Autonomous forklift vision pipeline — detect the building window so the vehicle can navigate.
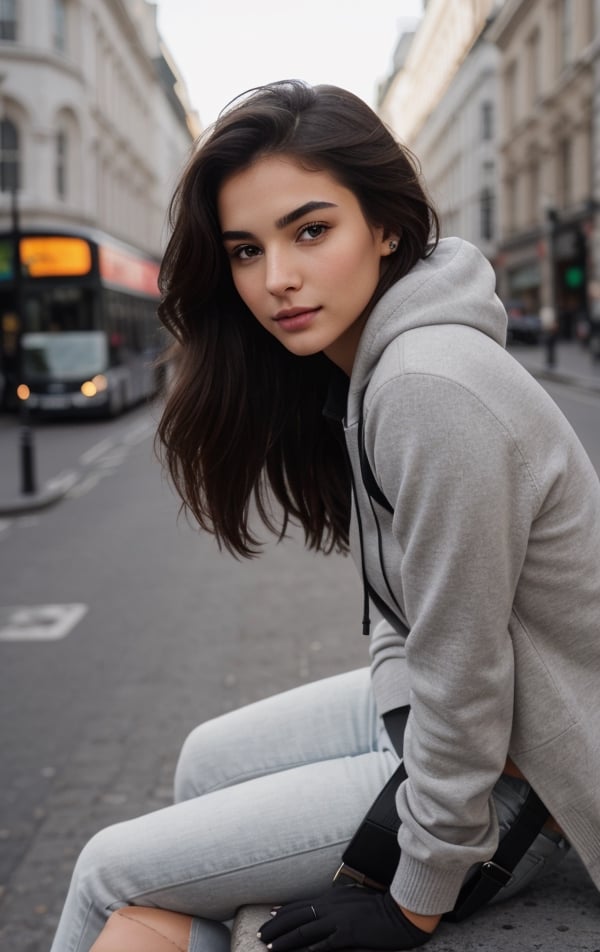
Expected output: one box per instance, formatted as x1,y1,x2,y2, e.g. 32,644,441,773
560,0,574,67
559,137,573,206
527,29,541,103
506,176,517,234
54,0,66,52
0,118,20,192
481,101,493,140
480,188,495,241
528,161,540,225
505,62,517,131
56,129,67,198
0,0,17,40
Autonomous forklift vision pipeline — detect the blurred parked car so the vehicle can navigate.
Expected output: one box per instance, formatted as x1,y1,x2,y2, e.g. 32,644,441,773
504,300,542,345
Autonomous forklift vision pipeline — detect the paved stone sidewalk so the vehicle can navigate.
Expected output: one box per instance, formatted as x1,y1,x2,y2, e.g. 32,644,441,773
509,338,600,393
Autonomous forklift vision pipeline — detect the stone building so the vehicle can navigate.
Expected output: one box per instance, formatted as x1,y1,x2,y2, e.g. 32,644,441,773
488,0,597,337
0,0,198,257
377,0,503,262
0,0,199,409
408,34,501,262
378,0,499,144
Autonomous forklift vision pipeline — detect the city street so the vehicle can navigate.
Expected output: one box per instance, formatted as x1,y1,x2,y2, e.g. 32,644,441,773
1,352,600,951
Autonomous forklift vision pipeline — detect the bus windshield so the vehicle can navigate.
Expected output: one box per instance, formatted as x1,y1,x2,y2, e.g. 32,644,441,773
22,331,108,381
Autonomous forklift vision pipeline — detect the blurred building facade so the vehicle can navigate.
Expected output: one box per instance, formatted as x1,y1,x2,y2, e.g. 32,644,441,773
379,0,600,341
407,34,501,263
0,0,199,257
378,0,504,265
378,0,500,143
489,0,597,338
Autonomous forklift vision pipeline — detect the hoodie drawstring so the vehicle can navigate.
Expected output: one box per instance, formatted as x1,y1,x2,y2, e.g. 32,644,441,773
348,459,372,637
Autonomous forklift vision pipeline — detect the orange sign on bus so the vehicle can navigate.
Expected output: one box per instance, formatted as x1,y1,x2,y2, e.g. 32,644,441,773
20,237,92,277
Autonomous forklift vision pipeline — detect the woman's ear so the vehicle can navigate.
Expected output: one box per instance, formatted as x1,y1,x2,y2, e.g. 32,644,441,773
380,234,400,257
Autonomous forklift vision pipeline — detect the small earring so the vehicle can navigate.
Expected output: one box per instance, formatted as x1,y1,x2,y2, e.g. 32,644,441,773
389,239,398,252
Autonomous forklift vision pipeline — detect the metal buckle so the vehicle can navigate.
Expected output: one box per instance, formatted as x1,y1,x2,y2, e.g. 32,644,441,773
481,861,512,887
332,863,387,892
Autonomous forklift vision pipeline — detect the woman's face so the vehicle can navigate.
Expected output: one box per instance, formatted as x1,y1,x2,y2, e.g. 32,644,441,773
218,154,394,374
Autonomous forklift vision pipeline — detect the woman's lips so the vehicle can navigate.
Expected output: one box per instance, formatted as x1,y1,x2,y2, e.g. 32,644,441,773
273,307,320,331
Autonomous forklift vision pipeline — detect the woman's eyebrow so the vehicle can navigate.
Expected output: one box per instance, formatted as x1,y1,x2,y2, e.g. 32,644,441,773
221,201,338,241
275,201,337,229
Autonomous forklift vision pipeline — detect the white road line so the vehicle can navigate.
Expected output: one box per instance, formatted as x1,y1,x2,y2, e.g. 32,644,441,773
66,474,103,498
97,446,129,468
0,604,88,641
122,421,155,446
45,470,79,493
79,438,115,466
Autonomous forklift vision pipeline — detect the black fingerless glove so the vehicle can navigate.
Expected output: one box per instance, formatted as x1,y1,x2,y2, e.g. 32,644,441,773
258,884,432,952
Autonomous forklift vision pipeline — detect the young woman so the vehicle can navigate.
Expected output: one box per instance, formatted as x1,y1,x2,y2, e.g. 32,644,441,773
51,80,600,952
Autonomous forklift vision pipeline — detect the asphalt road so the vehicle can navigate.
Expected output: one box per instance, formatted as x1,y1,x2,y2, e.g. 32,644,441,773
1,373,600,951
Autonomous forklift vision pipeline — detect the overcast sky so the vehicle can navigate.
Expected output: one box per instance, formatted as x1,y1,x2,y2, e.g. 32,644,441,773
155,1,424,128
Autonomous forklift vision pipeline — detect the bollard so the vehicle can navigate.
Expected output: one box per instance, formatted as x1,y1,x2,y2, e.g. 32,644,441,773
19,410,37,496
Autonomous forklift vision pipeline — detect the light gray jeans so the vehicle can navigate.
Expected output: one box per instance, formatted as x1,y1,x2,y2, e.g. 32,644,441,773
49,668,569,952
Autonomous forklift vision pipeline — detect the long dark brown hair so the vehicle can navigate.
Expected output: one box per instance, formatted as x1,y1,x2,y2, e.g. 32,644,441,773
156,80,439,557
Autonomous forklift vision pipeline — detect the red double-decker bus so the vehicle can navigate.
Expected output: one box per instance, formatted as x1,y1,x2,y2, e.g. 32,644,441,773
0,228,166,416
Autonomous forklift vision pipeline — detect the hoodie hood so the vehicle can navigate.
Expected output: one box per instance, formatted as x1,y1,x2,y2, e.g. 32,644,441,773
347,237,507,422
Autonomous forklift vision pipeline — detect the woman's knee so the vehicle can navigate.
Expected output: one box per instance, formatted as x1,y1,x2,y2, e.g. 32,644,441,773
174,718,226,802
71,823,133,903
174,700,274,803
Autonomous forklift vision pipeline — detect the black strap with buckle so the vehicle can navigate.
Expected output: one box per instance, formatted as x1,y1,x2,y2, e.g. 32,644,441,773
334,729,550,921
447,785,549,921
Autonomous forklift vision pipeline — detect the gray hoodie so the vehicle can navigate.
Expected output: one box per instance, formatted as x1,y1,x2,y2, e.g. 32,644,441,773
343,237,600,914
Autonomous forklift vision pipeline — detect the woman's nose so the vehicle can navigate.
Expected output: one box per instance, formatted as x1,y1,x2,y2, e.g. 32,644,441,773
265,251,302,296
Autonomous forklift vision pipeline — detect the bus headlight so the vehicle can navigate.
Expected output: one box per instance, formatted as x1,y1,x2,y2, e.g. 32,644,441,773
17,384,30,401
81,375,108,398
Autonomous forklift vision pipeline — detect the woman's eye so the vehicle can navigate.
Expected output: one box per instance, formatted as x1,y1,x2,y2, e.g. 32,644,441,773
298,222,328,242
232,245,261,261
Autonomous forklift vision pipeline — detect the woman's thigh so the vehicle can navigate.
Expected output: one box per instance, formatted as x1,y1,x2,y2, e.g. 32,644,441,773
175,667,379,801
81,746,397,922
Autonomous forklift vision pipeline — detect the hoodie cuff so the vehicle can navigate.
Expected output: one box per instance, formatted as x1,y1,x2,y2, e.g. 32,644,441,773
390,853,470,916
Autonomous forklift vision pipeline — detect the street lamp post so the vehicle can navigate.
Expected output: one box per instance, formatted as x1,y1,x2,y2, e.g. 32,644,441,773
1,76,37,494
545,207,559,369
11,178,37,496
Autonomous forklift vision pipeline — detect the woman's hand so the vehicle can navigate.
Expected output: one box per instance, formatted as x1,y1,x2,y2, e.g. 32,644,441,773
257,884,434,951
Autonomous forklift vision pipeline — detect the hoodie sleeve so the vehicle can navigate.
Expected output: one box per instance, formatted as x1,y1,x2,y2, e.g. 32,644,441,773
365,371,540,915
369,617,411,716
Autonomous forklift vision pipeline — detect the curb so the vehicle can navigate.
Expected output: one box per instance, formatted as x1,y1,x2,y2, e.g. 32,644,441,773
0,470,78,517
231,906,271,952
521,363,600,395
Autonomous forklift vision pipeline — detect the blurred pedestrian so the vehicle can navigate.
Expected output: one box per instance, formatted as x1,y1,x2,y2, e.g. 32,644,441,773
540,305,558,368
50,80,600,952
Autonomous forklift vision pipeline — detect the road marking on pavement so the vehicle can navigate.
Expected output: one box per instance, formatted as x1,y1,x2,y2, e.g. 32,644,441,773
0,604,88,642
79,438,116,466
66,473,103,498
122,420,155,446
45,470,79,494
97,446,129,468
